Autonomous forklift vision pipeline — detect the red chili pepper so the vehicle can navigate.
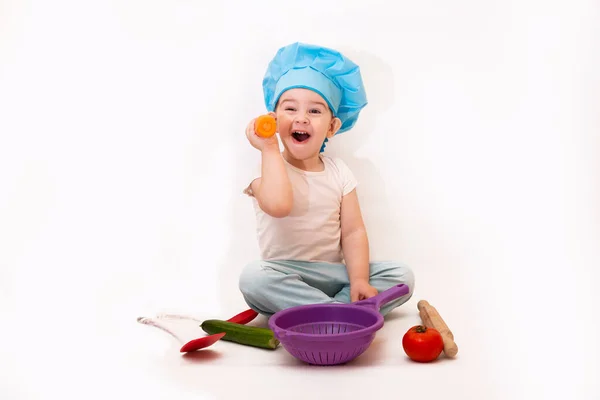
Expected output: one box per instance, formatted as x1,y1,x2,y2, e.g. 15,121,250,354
227,309,258,324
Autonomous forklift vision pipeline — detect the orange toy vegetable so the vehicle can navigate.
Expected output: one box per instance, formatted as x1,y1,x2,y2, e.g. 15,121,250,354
255,115,277,138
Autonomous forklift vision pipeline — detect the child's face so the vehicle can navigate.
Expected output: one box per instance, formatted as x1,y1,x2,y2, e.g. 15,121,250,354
273,88,341,161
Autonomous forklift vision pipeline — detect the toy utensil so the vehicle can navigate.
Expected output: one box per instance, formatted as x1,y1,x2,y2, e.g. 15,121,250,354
138,309,259,353
417,300,458,357
227,309,259,324
157,308,258,325
268,283,410,365
137,316,226,352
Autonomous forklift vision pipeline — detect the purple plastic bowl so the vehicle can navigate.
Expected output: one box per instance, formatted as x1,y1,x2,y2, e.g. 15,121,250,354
268,284,409,365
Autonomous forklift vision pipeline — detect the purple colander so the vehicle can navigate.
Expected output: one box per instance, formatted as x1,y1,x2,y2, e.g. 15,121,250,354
268,283,409,366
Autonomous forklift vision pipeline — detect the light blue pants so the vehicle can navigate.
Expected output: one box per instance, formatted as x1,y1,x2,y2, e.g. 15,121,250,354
238,260,415,317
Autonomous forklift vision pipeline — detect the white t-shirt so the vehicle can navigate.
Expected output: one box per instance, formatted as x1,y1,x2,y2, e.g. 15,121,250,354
244,154,358,263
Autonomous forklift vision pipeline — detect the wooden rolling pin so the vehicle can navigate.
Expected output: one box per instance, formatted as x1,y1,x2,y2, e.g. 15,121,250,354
417,300,458,357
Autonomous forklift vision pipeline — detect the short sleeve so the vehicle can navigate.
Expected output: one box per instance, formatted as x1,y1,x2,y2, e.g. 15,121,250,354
243,163,262,197
331,157,358,196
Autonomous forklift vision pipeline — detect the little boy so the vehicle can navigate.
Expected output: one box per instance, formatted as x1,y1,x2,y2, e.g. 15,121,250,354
239,42,415,317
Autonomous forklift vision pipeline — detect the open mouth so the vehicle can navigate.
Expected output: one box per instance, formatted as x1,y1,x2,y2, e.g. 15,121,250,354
291,130,311,143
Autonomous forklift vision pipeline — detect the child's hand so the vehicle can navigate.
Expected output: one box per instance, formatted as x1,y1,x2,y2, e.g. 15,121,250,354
350,280,379,302
245,118,279,152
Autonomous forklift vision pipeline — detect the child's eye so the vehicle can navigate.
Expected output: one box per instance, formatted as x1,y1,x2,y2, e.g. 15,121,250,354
309,109,322,114
285,107,296,111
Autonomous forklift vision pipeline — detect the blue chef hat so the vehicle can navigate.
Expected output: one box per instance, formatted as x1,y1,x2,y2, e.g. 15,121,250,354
262,42,368,151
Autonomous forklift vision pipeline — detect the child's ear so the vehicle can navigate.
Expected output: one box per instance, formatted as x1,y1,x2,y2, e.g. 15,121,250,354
327,117,342,138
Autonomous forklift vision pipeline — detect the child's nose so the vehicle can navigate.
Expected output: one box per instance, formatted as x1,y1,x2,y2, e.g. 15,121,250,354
294,113,309,124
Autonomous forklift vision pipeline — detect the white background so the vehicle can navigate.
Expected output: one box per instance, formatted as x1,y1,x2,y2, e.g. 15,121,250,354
1,0,598,399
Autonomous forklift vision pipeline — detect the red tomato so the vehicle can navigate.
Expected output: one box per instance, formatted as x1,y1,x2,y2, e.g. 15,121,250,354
402,325,444,362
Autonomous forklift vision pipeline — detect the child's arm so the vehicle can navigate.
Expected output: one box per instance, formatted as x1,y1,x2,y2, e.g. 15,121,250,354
340,189,378,300
249,143,293,218
245,117,293,218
